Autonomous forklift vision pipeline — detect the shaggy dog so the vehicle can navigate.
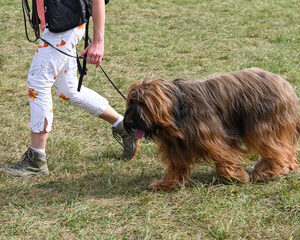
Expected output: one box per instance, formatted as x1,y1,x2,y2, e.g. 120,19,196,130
124,68,299,191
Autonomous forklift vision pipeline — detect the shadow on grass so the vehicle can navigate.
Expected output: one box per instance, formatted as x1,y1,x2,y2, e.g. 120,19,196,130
1,145,283,205
0,172,156,206
0,164,227,205
0,148,265,204
190,170,230,187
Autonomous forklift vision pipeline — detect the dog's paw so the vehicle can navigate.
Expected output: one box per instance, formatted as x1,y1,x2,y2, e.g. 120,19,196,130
148,180,178,191
149,180,163,191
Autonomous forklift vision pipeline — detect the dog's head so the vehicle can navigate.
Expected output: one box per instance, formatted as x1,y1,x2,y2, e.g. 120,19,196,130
124,79,180,139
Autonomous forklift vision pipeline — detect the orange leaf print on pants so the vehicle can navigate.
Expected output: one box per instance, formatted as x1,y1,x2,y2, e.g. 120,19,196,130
59,93,70,101
54,70,61,80
56,40,66,47
36,42,49,53
28,88,38,100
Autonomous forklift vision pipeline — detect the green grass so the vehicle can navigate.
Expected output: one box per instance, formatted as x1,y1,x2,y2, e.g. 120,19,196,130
0,0,299,239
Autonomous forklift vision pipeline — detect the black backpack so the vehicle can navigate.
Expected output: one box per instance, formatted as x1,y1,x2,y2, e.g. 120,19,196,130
44,0,109,33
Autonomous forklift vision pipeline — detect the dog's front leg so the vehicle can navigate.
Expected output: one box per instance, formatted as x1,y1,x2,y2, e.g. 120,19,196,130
149,164,189,191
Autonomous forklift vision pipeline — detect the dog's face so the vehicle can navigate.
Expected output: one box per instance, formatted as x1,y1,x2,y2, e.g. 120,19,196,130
124,99,157,139
124,79,177,139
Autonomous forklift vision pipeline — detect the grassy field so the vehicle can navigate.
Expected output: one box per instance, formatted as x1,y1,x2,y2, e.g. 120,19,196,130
0,0,299,239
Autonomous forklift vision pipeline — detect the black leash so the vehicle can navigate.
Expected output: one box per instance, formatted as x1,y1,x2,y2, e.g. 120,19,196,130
98,65,127,100
22,0,40,42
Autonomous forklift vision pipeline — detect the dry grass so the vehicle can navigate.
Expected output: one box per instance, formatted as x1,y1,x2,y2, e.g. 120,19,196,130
0,0,299,239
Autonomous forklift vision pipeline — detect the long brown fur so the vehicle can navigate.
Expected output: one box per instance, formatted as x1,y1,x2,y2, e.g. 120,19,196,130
124,68,299,191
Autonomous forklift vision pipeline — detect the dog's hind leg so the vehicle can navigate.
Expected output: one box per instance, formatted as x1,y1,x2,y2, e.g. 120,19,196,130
250,143,298,181
205,143,250,182
214,158,250,183
215,162,249,182
246,119,299,181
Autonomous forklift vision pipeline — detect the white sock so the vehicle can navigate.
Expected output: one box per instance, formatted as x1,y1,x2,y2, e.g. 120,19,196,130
112,116,124,127
30,147,46,154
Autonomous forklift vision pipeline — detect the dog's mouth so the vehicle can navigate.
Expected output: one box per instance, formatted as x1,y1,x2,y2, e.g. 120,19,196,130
135,129,145,140
123,118,145,139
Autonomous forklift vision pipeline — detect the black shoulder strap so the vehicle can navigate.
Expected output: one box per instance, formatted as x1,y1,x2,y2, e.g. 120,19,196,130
77,19,90,92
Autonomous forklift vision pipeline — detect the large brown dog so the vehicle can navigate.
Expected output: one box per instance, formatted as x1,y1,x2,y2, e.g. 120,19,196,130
124,68,299,191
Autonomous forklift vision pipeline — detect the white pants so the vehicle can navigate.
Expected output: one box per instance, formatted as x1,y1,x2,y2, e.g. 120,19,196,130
27,25,109,133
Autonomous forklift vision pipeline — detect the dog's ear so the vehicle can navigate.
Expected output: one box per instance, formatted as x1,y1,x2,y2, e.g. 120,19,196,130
143,96,172,126
124,102,153,131
126,80,144,108
141,79,186,139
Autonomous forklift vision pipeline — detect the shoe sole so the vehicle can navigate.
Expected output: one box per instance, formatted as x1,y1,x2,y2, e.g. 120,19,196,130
128,139,140,161
0,169,49,178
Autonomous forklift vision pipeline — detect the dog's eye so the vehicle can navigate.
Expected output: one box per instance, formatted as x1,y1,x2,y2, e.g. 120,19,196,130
130,100,146,107
137,101,146,107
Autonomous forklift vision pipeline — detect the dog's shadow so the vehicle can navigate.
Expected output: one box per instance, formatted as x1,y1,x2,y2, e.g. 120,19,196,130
190,171,227,187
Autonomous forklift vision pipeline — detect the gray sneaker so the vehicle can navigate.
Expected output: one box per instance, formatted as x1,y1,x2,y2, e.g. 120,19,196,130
112,120,139,160
0,147,49,178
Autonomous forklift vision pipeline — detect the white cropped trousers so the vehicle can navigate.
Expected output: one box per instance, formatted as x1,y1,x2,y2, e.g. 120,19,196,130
27,25,109,133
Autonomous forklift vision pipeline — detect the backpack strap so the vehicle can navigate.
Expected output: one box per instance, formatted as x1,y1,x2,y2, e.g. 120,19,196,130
77,19,90,92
